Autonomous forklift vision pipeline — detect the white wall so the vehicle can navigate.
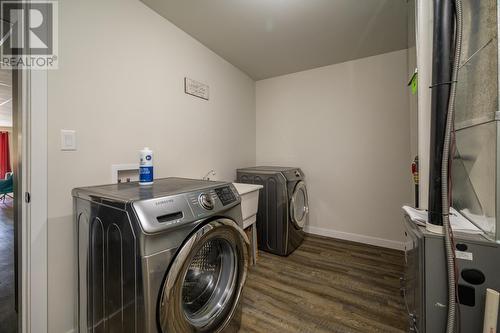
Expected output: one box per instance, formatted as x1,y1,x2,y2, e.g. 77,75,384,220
256,50,412,249
47,0,255,331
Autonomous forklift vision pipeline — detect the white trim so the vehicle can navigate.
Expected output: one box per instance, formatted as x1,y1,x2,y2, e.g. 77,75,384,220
18,63,30,333
17,5,50,332
24,3,50,331
304,226,405,251
28,67,48,333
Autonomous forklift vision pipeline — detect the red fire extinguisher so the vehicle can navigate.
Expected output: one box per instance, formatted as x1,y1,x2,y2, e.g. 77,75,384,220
412,156,419,207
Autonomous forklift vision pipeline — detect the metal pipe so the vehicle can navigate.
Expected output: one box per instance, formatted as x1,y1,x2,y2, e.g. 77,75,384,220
428,0,455,226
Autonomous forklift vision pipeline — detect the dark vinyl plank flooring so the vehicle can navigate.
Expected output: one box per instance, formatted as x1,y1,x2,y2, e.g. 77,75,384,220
0,197,16,333
240,234,407,333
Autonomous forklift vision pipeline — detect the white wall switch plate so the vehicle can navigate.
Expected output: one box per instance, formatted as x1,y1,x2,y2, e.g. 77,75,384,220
60,130,77,151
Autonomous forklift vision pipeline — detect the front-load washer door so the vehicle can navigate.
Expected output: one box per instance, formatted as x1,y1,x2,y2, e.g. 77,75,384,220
290,181,309,229
158,219,249,333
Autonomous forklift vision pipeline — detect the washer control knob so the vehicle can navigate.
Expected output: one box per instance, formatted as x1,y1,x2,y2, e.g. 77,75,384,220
198,193,214,210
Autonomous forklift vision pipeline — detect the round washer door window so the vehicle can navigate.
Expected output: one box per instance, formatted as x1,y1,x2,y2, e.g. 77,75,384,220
158,219,249,333
182,238,236,325
290,181,309,229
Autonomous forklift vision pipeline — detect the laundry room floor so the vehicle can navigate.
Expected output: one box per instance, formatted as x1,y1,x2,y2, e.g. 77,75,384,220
239,235,407,333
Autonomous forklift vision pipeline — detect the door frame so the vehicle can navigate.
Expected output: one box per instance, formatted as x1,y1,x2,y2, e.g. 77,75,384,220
24,64,48,333
12,5,49,333
14,55,49,333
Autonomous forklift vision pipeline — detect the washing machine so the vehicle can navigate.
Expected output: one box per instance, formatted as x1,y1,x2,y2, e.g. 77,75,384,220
73,178,249,333
236,166,308,256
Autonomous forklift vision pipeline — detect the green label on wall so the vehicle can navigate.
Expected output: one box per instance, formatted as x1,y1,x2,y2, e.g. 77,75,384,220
408,71,418,95
411,74,418,95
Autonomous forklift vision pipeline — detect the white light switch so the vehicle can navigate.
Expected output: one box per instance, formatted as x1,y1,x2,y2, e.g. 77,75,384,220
61,130,77,151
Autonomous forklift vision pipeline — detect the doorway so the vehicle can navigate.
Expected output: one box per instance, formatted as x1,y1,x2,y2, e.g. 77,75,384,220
0,2,50,332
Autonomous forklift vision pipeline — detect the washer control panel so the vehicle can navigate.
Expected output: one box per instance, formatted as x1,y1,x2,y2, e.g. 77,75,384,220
188,190,218,213
198,193,215,210
133,184,240,233
214,186,237,206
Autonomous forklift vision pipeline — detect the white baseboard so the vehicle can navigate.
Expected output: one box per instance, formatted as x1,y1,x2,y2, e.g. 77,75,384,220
303,226,405,251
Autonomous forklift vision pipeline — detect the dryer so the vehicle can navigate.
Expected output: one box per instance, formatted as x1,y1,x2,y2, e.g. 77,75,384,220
236,166,309,256
73,178,249,333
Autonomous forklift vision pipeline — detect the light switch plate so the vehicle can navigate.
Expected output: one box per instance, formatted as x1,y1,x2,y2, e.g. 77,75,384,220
61,129,77,151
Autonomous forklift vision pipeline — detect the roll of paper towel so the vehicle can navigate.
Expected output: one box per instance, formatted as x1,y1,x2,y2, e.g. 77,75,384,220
483,288,499,333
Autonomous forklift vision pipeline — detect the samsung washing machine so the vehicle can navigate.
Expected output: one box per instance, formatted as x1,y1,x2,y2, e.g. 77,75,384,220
73,178,249,333
236,166,309,256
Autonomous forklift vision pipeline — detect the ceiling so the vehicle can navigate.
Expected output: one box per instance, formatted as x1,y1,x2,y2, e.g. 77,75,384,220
141,0,408,80
0,69,12,127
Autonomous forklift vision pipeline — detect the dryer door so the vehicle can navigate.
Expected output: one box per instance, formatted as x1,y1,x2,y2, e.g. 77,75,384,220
158,219,249,333
290,181,309,229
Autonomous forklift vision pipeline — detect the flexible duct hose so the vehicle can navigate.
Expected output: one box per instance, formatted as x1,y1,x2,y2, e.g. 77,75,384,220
442,0,462,332
429,0,454,226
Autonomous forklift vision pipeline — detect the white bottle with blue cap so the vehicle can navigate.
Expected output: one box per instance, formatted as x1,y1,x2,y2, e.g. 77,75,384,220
139,147,154,185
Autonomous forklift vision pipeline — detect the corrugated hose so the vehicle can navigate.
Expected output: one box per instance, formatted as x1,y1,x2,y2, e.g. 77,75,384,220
442,0,463,332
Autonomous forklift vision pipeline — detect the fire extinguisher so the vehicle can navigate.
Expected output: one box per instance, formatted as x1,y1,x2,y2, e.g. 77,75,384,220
411,156,419,207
